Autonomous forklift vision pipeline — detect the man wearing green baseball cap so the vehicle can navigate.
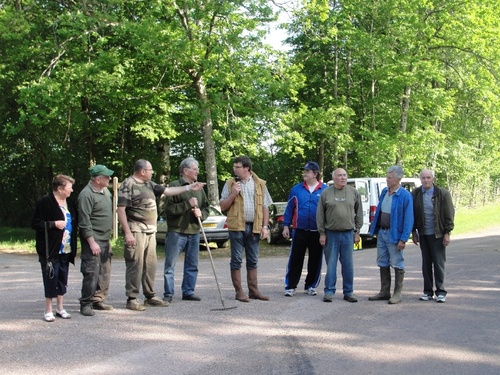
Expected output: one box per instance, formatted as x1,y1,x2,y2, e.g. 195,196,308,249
78,164,115,316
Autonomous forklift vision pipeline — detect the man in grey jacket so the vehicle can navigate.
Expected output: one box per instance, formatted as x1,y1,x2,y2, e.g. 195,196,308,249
412,169,455,303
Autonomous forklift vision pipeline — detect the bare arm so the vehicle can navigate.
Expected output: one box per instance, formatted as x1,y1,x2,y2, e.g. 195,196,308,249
262,205,269,228
260,206,270,240
117,206,135,247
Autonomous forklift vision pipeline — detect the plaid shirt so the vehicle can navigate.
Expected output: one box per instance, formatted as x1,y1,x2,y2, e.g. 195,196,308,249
221,175,273,222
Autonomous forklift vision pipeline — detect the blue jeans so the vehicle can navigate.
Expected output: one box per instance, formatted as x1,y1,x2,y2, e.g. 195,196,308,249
376,229,405,269
323,230,354,296
229,223,260,270
163,231,200,297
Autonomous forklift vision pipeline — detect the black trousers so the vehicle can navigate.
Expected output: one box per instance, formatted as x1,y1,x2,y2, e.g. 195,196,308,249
284,230,323,290
420,234,447,296
79,239,112,306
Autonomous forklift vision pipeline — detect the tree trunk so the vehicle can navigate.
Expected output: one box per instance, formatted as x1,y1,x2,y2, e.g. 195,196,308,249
192,72,220,206
157,141,171,185
397,85,411,165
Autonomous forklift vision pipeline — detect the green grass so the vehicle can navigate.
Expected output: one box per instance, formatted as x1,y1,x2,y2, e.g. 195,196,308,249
1,203,498,254
453,203,500,235
0,227,36,253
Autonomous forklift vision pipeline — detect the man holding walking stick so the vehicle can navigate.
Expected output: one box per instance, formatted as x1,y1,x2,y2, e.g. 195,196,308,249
162,157,210,303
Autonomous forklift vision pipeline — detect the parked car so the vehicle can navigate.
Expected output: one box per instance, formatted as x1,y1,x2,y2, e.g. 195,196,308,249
267,202,290,245
156,206,229,248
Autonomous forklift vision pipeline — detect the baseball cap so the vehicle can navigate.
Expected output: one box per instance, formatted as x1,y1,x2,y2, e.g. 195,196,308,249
300,161,320,171
90,164,114,177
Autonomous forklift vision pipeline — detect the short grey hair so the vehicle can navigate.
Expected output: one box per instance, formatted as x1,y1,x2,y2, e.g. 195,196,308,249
387,165,404,179
179,157,198,176
419,169,435,178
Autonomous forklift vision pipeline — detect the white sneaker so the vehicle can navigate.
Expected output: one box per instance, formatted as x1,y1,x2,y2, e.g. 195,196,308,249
306,288,317,296
419,294,433,301
436,295,446,303
284,289,295,297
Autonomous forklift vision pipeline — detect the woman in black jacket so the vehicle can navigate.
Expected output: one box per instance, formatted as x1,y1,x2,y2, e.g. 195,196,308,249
32,174,78,322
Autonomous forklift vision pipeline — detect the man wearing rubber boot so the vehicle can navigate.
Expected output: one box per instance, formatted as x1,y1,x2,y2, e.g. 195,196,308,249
368,165,413,304
220,155,273,302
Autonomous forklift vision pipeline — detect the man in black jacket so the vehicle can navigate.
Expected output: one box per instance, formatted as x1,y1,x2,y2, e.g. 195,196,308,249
412,169,455,303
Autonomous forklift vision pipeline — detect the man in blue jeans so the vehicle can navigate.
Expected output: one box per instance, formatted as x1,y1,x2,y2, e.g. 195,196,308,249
163,157,210,303
369,165,414,305
317,168,363,303
219,155,273,302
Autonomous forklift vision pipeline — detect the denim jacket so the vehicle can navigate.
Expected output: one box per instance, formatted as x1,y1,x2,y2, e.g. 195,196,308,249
369,186,414,243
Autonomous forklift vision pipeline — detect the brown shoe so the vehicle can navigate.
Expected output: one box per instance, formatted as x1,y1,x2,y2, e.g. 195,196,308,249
93,301,114,310
144,296,169,307
343,294,358,303
126,298,146,311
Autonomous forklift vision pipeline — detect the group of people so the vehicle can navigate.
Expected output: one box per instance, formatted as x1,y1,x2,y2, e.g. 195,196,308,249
283,163,455,306
32,155,271,321
32,156,454,322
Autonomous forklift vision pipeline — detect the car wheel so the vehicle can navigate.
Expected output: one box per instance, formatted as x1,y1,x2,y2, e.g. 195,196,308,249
216,241,227,248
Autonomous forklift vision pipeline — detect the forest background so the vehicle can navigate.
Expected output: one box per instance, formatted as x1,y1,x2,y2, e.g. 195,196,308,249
1,0,499,227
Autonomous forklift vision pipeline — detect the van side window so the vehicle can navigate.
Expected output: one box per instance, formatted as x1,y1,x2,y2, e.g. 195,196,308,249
348,181,368,202
401,183,416,192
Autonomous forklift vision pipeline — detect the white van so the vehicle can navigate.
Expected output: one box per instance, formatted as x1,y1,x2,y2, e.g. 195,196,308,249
348,177,421,238
327,177,421,239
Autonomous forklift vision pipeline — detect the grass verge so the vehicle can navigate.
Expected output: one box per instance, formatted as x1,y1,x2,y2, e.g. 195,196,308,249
453,204,500,235
1,203,498,255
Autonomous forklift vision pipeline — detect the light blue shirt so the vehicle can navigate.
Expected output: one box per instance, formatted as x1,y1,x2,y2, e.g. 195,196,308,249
422,187,435,235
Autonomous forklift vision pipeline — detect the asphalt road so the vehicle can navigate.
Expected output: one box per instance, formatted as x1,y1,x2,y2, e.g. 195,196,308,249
0,231,499,375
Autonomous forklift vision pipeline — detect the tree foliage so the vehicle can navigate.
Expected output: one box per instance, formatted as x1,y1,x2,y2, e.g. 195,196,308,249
0,0,498,225
285,0,500,204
